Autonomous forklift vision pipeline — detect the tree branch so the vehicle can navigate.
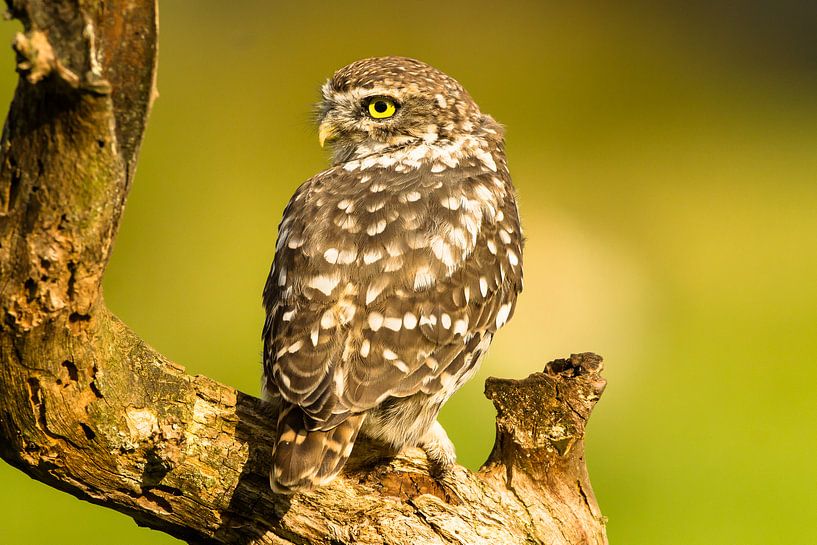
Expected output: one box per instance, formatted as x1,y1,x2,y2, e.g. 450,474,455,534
0,2,609,544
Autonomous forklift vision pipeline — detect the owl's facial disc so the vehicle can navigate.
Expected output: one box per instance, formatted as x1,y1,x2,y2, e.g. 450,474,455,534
316,57,483,164
317,87,434,160
318,94,401,148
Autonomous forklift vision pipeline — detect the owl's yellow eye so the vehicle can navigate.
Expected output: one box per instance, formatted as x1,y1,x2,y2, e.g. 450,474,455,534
367,97,397,119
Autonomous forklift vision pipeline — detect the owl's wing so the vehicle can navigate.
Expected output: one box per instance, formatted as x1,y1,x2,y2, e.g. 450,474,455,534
263,162,523,430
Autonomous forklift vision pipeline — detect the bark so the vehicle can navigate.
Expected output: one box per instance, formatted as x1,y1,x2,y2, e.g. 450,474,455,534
0,2,609,544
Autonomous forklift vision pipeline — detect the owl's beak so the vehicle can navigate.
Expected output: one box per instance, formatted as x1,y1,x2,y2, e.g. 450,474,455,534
318,120,338,148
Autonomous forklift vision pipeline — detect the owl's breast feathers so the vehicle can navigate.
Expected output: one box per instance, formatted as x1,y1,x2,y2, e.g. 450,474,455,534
263,136,522,424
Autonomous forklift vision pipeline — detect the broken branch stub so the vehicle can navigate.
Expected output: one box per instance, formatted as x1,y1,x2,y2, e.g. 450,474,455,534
481,353,608,545
484,352,606,473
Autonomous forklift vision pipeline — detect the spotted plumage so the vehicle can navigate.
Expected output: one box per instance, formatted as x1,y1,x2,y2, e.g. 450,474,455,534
262,57,523,493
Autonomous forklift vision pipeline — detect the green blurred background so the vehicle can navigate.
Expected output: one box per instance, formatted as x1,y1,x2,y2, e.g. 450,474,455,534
2,1,816,543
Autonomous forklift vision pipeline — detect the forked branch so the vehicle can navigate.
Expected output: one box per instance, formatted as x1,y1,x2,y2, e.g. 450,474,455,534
0,2,608,543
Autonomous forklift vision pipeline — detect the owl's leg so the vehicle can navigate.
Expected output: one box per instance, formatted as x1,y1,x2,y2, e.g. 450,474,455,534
419,419,456,477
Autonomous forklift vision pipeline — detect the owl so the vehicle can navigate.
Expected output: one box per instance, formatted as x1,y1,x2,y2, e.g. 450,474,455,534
262,57,523,493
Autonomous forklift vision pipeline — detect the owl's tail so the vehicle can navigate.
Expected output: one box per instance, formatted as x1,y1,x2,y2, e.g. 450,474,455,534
270,403,364,494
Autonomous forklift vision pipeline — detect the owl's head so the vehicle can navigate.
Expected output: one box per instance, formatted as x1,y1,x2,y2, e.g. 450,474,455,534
316,57,486,164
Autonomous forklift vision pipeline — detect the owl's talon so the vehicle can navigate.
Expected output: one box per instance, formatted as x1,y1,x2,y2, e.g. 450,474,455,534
420,420,457,478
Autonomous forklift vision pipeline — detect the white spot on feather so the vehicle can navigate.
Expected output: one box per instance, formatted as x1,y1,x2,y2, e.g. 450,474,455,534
368,312,384,331
308,274,340,295
363,249,383,264
324,248,339,264
384,317,402,331
508,250,519,267
366,281,387,305
320,310,337,329
403,312,418,329
453,318,468,336
414,267,436,290
476,149,497,171
495,302,513,328
367,219,387,235
383,349,398,360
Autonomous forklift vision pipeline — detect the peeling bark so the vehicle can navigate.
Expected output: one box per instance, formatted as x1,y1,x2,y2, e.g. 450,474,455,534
0,2,609,544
